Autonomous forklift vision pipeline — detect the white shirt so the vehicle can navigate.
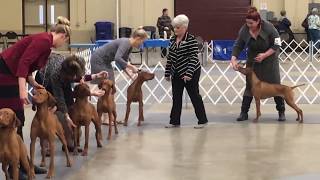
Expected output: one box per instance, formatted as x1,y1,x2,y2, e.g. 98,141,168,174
308,14,320,30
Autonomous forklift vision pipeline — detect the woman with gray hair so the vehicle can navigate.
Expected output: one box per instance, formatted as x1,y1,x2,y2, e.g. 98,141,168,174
164,14,208,129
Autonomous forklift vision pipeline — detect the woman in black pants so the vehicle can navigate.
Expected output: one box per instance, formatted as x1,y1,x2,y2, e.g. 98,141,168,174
164,14,208,129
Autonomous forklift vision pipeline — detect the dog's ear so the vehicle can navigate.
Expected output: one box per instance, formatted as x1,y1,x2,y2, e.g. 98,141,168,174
111,82,116,95
47,92,57,107
98,81,103,89
32,104,37,111
73,85,80,98
85,85,91,97
13,114,21,128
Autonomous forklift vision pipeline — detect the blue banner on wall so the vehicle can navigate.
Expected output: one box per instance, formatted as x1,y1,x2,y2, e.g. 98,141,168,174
212,40,247,61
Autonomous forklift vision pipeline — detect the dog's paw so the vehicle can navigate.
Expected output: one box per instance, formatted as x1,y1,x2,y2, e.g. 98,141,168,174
253,119,258,123
46,172,54,179
97,142,103,148
31,172,36,178
81,151,88,156
66,161,72,167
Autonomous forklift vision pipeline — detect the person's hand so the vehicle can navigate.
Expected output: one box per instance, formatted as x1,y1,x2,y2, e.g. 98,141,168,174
65,114,76,129
182,76,191,82
27,76,44,89
165,76,171,81
124,68,136,80
91,89,105,97
230,58,239,71
255,53,267,63
20,90,30,105
33,83,44,89
79,77,85,84
127,63,139,73
96,71,108,79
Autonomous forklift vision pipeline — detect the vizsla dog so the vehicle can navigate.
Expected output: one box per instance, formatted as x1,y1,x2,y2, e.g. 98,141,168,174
97,79,118,140
124,70,155,126
69,83,103,156
0,108,32,180
238,66,305,123
30,88,72,178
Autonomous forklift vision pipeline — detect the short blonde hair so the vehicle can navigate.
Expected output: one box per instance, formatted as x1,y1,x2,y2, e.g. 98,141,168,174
132,27,148,39
50,16,71,37
172,14,189,28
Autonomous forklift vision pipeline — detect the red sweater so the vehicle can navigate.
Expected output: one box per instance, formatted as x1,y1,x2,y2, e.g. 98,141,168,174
1,32,53,78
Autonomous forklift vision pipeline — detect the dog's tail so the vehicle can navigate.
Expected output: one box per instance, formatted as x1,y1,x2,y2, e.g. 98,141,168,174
291,84,306,89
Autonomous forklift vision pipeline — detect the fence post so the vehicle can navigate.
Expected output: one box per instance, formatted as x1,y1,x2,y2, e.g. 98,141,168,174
204,41,208,67
310,41,313,62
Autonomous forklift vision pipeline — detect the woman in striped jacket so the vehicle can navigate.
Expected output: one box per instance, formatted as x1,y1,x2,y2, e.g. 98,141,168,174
164,14,208,129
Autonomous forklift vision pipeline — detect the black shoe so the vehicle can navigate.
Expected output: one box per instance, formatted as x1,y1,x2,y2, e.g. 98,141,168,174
19,168,28,180
278,112,286,121
34,165,47,174
236,112,248,121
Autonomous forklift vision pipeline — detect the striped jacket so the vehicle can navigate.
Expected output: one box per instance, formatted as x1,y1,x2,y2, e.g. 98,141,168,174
165,33,200,79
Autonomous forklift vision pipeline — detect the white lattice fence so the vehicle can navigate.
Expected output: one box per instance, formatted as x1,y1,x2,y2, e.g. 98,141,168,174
27,39,320,104
206,39,320,104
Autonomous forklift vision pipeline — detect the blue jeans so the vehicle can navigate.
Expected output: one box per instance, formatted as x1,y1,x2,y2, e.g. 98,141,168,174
309,29,320,50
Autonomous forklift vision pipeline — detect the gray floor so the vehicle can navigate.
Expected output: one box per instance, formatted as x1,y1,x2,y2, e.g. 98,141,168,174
3,103,320,180
2,50,320,180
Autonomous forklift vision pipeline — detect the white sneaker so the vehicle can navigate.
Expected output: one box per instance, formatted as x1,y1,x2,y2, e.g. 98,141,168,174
194,123,208,129
165,124,180,128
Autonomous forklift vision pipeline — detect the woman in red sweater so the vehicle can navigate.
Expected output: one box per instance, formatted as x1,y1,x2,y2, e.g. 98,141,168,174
0,16,70,178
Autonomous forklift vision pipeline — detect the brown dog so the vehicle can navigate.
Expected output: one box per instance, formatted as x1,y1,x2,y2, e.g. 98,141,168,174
30,88,72,178
124,70,155,126
69,83,103,156
97,79,118,140
238,66,305,123
0,108,32,180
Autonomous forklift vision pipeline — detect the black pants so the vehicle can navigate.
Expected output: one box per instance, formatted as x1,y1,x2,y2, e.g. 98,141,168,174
241,96,285,113
170,69,208,125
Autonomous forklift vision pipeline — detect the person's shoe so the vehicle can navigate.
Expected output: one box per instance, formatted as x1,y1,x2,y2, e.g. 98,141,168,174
165,124,180,128
34,165,47,174
236,112,248,121
278,112,286,121
194,123,208,129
